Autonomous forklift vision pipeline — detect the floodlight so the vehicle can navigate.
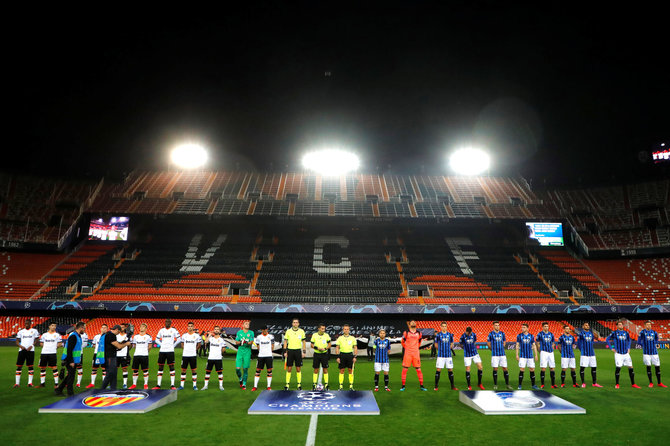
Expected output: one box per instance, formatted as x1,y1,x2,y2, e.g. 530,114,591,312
449,147,490,175
302,149,360,176
171,143,208,169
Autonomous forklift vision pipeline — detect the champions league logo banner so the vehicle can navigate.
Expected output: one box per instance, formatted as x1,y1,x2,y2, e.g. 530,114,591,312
39,389,177,414
459,390,585,415
248,390,380,415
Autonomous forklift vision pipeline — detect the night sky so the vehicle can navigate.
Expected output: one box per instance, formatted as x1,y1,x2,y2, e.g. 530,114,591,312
8,5,669,186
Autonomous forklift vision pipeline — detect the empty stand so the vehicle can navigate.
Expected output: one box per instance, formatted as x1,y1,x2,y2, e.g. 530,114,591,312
584,258,670,304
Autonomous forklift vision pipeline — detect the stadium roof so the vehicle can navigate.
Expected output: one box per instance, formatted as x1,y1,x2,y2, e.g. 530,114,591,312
7,6,668,186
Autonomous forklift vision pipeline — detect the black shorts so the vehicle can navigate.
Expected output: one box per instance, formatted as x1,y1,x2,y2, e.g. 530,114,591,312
181,356,197,370
117,356,130,368
338,352,354,370
16,350,35,366
286,349,303,367
256,356,273,370
312,352,330,369
132,356,149,370
158,352,175,365
206,359,223,371
39,354,57,367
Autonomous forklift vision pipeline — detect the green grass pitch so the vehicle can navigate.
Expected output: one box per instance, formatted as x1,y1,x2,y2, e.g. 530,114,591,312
1,347,668,446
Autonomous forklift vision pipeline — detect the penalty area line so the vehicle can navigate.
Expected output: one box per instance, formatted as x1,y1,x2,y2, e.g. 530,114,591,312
305,414,318,446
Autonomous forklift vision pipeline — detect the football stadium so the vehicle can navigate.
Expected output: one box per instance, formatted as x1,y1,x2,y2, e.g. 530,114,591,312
3,6,669,446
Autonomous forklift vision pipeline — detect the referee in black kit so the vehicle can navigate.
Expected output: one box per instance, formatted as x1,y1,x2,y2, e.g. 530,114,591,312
100,325,132,390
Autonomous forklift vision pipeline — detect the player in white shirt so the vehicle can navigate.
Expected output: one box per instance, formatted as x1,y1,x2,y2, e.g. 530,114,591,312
116,324,131,388
252,326,275,391
15,320,40,387
202,326,226,391
87,324,108,388
130,323,153,389
179,321,201,390
153,319,181,390
76,330,89,387
38,323,62,388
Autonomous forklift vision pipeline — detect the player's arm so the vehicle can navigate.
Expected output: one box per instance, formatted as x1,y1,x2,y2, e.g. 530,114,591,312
282,332,288,357
606,333,615,353
486,334,491,350
353,341,358,361
147,337,153,352
532,341,538,359
335,339,341,363
515,340,520,360
15,334,23,350
235,332,242,346
302,335,306,358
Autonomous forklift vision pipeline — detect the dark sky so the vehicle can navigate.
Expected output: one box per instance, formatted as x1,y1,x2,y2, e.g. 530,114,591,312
8,5,669,186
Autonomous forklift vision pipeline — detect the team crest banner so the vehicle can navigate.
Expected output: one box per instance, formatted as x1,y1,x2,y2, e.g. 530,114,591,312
39,389,177,414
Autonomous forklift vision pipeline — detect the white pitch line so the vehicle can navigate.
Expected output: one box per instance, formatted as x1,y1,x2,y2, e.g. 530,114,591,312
305,414,318,446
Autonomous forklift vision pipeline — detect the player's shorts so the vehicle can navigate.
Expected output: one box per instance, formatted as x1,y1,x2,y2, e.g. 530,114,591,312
339,352,354,369
132,356,149,370
181,356,197,369
518,357,535,368
256,356,273,370
374,362,390,372
579,355,597,368
39,354,57,367
561,357,576,369
157,351,175,365
312,352,329,369
206,359,223,371
614,352,633,367
643,354,661,366
436,357,454,369
402,353,421,368
464,354,482,367
539,351,556,368
285,349,303,368
117,356,130,368
236,349,252,369
491,355,507,368
16,350,35,366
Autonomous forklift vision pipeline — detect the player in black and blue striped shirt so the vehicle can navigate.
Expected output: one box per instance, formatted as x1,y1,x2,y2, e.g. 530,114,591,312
638,321,667,388
606,320,640,389
557,325,578,387
373,329,392,392
577,322,602,388
487,321,511,390
434,322,457,391
536,322,557,388
516,323,538,390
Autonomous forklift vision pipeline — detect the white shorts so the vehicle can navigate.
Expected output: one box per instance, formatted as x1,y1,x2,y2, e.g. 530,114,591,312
539,351,556,368
491,356,507,368
580,355,597,368
374,362,390,372
518,358,535,369
614,353,633,368
464,354,482,367
436,357,454,369
643,354,661,366
561,358,576,369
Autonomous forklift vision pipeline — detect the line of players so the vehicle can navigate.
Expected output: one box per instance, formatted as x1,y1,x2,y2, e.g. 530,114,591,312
13,318,666,392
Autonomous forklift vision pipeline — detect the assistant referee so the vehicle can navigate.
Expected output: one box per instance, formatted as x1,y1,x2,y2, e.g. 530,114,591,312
283,318,306,390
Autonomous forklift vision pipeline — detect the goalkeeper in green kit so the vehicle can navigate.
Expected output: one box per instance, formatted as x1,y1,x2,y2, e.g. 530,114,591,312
235,321,255,389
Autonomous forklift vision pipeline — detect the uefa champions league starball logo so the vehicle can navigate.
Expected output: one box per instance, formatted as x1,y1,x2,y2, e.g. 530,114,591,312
297,392,336,402
495,392,545,409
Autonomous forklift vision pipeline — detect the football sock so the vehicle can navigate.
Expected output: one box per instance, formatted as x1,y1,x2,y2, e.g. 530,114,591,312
655,366,662,384
349,373,354,386
157,368,163,386
323,373,328,384
615,367,621,385
286,371,291,384
192,369,198,385
518,371,524,386
77,367,82,385
401,367,408,386
143,370,149,385
375,374,380,387
477,369,482,385
434,370,441,387
123,370,128,386
15,367,21,385
384,374,389,387
628,368,635,385
571,370,577,385
170,369,175,386
591,367,597,384
242,368,249,384
550,370,556,386
133,371,139,386
267,373,272,387
540,370,545,385
647,366,653,383
416,369,423,385
530,371,536,385
465,371,471,386
90,369,97,385
313,373,319,384
28,367,33,385
561,370,566,384
492,370,498,385
236,369,242,381
339,373,344,386
40,367,46,385
448,371,454,387
503,370,509,385
254,375,259,388
296,371,301,385
579,366,585,383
